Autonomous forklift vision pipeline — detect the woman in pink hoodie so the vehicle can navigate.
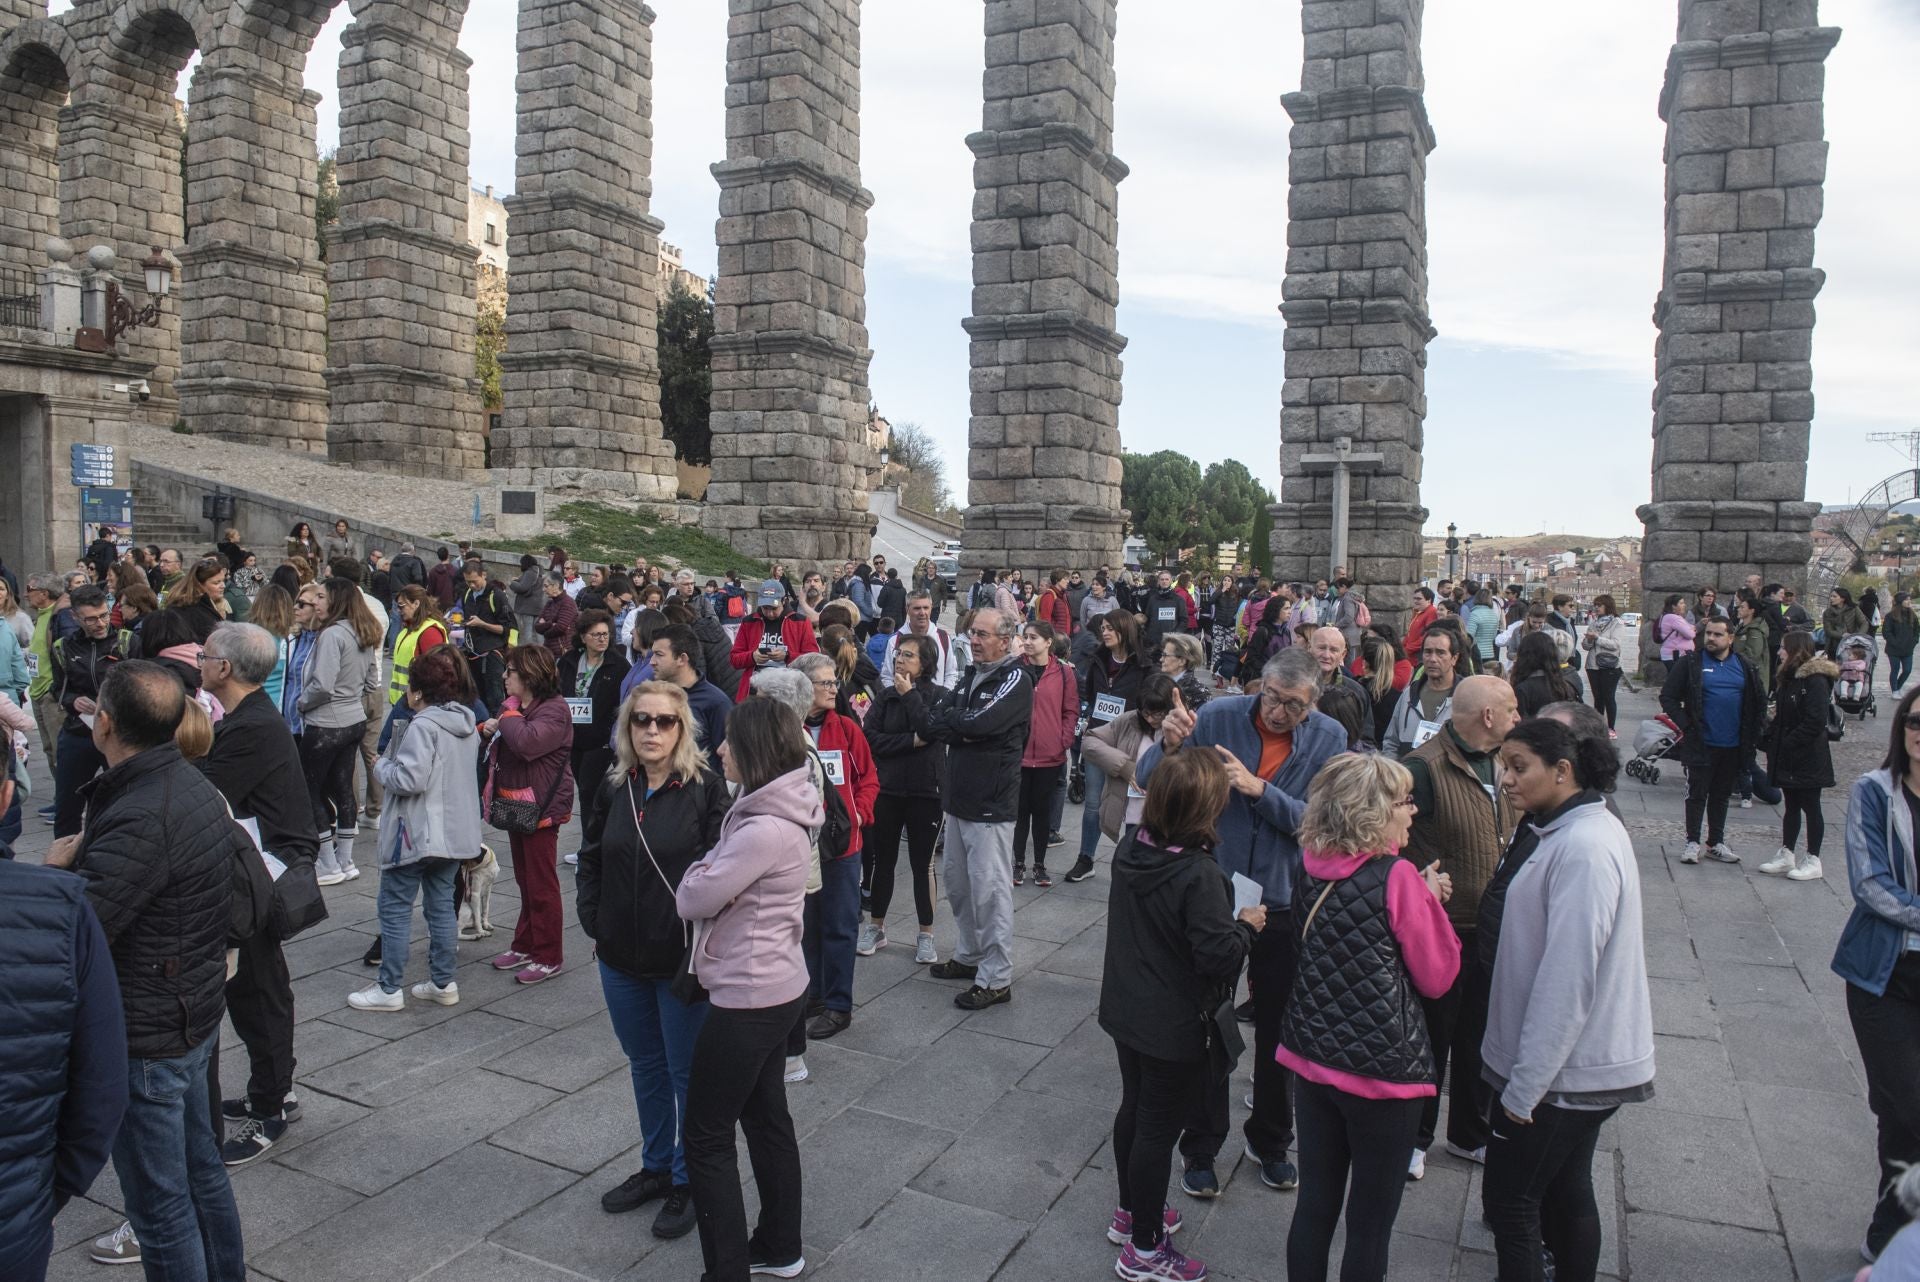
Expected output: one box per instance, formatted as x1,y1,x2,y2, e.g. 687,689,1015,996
1277,753,1460,1282
675,697,820,1282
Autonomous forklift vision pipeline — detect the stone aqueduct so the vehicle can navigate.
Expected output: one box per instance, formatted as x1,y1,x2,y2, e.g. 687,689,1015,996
1,0,1838,628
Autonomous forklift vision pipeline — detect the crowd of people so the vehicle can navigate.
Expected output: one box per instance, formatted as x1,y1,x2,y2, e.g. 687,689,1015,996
0,535,1914,1282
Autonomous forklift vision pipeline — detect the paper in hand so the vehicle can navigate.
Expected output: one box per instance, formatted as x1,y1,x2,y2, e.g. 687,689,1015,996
1231,872,1263,915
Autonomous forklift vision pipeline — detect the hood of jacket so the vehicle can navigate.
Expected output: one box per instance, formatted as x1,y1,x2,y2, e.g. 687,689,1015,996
1115,830,1213,897
1794,655,1841,681
736,763,826,831
414,702,477,739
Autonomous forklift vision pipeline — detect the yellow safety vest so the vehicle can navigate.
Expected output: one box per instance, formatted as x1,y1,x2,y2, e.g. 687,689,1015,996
390,620,445,704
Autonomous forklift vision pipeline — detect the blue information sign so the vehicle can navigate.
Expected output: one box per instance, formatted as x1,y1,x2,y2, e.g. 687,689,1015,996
80,487,133,555
70,443,116,486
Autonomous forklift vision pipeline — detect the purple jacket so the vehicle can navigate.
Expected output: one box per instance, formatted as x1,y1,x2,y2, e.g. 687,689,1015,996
491,694,575,826
675,764,819,1010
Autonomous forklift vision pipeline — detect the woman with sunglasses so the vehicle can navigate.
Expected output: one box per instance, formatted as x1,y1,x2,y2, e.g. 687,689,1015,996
578,681,730,1241
1279,753,1458,1282
483,644,576,985
1834,686,1920,1261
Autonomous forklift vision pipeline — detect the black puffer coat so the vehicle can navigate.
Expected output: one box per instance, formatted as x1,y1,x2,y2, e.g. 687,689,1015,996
75,743,239,1057
864,681,944,798
576,766,730,980
1766,655,1837,790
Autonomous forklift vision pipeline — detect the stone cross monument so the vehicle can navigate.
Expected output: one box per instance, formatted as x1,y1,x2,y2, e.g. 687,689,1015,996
959,0,1127,583
1268,0,1433,632
1638,0,1839,624
1301,435,1385,581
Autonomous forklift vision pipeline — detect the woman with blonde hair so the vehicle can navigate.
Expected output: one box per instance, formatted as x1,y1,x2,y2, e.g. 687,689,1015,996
1280,752,1459,1282
577,681,729,1238
816,622,878,721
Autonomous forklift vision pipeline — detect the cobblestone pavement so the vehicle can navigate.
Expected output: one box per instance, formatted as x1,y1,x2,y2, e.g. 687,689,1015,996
18,673,1892,1282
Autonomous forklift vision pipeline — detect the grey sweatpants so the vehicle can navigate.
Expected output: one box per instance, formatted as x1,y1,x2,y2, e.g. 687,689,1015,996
943,816,1014,990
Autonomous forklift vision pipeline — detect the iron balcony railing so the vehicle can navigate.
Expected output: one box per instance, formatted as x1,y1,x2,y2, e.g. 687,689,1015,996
0,262,41,329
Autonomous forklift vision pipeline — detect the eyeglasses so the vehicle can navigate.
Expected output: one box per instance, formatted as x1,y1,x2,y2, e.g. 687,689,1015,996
1904,715,1920,733
1395,796,1417,810
967,628,996,639
629,713,680,732
1260,693,1311,716
812,678,840,689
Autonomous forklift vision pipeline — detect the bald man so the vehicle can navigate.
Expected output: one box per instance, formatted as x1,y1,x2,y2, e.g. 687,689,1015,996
1401,675,1521,1177
1308,626,1376,746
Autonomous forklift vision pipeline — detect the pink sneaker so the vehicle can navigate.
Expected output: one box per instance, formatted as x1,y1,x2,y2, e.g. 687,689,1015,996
514,962,561,985
1115,1238,1206,1281
1107,1204,1184,1245
489,951,530,971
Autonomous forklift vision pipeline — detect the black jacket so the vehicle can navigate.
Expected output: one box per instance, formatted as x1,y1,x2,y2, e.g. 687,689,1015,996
1139,586,1187,648
1659,649,1767,765
909,655,1031,822
51,629,131,732
691,614,734,689
1765,655,1837,790
389,553,427,591
1085,649,1151,728
876,578,908,626
74,743,241,1058
199,689,318,870
576,766,731,980
174,599,224,644
864,682,945,798
557,648,631,754
1098,832,1254,1063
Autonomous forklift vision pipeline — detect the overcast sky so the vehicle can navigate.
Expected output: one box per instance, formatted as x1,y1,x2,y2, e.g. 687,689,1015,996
122,0,1920,537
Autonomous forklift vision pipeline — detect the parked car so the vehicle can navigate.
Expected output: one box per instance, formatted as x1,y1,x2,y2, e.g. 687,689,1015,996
932,555,959,596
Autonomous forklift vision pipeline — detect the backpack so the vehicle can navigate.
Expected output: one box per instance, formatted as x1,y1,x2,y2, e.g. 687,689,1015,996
1354,599,1372,629
804,743,854,861
726,594,746,619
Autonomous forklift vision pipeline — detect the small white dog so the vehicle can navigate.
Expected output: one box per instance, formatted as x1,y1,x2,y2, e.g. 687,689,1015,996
458,845,498,940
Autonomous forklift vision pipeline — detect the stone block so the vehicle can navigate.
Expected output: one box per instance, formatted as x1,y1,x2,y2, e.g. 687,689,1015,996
1736,460,1807,501
1672,108,1750,153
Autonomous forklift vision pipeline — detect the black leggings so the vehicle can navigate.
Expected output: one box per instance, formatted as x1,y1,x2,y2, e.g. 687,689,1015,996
866,792,941,927
1587,667,1622,729
1287,1078,1423,1282
1113,1041,1207,1251
1484,1101,1616,1282
1012,763,1063,865
299,721,367,836
1780,786,1826,855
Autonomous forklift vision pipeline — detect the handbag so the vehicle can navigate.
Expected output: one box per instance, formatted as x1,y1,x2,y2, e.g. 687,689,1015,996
628,778,708,1006
486,738,566,834
1203,993,1246,1078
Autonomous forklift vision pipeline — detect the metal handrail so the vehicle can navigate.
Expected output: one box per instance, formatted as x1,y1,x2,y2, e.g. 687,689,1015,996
0,262,40,328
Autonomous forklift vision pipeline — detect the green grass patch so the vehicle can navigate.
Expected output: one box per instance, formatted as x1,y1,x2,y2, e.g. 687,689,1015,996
519,501,769,578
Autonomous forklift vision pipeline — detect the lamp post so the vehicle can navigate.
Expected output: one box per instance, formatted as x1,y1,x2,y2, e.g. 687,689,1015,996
1899,532,1910,591
1463,537,1473,584
99,246,172,346
1444,522,1458,581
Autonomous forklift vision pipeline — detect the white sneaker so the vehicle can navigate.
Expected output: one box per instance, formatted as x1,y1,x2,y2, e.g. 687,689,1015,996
913,933,937,965
783,1055,809,1084
341,865,361,881
1445,1142,1487,1164
1680,841,1702,864
856,921,883,956
1740,796,1753,809
1787,854,1824,881
410,980,459,1005
1705,843,1741,864
1408,1148,1426,1181
347,983,404,1011
563,851,579,865
1758,847,1795,876
316,870,348,887
90,1220,140,1265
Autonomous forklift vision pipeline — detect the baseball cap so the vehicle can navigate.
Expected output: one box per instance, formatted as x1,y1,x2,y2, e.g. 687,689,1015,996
758,579,784,606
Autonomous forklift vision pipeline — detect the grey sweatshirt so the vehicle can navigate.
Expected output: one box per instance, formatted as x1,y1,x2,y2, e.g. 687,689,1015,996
1480,797,1655,1120
298,620,379,728
372,703,482,866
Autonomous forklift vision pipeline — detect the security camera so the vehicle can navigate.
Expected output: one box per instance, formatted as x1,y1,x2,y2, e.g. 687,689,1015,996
131,379,150,402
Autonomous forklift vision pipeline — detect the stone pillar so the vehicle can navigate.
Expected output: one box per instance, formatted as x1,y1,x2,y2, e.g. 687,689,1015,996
700,0,876,566
178,58,331,452
0,39,65,262
1269,0,1434,633
1638,1,1839,624
491,0,674,500
325,0,484,477
959,0,1126,583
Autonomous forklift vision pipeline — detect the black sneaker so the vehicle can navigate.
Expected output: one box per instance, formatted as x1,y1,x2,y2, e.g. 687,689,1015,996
362,936,382,967
1180,1160,1220,1199
1012,862,1025,886
1245,1141,1299,1190
929,960,978,981
222,1094,300,1123
1032,866,1053,888
1063,855,1096,883
1234,998,1256,1024
1046,830,1065,848
220,1115,287,1167
806,1010,851,1040
954,984,1011,1011
748,1252,807,1278
601,1167,673,1214
651,1185,696,1240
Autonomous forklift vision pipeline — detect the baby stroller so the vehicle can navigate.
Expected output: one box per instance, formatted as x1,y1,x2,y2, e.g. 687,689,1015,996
1625,714,1682,786
1834,633,1878,721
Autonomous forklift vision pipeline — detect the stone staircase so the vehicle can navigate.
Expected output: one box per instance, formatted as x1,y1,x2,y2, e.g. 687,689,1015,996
131,491,219,558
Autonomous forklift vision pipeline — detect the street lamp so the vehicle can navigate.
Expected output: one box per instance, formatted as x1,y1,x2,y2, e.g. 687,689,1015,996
1444,522,1458,581
1463,537,1474,583
104,246,173,345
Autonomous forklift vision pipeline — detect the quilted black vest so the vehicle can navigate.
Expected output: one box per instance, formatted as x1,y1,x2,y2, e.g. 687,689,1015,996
0,861,87,1245
1279,857,1435,1086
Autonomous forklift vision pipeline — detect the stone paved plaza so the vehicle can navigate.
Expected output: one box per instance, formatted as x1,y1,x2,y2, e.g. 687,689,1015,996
15,675,1889,1282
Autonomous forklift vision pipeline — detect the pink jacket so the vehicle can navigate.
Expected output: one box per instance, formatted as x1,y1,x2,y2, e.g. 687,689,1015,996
1021,659,1078,768
675,764,820,1010
1274,848,1461,1099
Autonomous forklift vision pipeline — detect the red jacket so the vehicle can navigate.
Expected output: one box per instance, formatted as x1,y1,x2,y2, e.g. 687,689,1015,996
1036,589,1072,636
1405,604,1439,657
1021,659,1078,768
806,709,879,854
728,612,820,700
1175,587,1198,631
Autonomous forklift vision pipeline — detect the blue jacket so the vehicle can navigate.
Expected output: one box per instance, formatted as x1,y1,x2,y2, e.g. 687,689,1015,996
1138,696,1348,910
0,859,126,1275
1834,769,1920,996
685,678,733,754
848,576,878,622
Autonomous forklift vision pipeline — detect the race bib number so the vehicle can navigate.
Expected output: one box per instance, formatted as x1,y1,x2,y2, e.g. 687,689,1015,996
567,697,593,725
1413,720,1442,749
1157,606,1176,622
1092,693,1125,724
818,749,845,786
24,652,38,678
1127,778,1148,800
450,626,468,648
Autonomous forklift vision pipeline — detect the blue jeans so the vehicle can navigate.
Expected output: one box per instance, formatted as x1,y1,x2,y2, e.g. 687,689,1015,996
600,962,709,1186
1077,765,1107,859
1891,653,1913,693
803,852,862,1014
384,609,402,653
377,857,460,991
113,1036,246,1282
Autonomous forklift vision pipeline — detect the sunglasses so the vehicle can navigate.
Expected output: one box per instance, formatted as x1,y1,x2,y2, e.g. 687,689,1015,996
629,713,680,732
1905,715,1920,733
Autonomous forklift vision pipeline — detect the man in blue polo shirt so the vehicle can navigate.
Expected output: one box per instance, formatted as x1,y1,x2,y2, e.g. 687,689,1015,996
1661,615,1766,865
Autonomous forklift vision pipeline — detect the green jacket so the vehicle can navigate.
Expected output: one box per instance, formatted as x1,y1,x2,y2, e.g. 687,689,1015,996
1822,603,1866,641
1734,618,1772,697
27,608,53,700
